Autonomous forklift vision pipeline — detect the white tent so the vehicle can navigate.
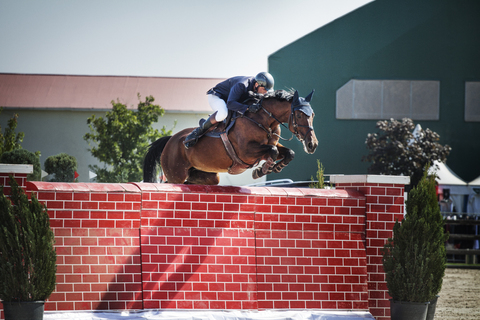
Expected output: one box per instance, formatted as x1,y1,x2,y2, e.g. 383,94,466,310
429,161,469,213
467,175,480,215
468,175,480,187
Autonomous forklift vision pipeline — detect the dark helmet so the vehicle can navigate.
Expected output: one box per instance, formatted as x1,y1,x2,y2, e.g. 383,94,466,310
255,72,274,92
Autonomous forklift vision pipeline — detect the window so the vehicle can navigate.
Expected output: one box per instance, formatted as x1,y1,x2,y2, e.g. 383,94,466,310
465,82,480,122
336,79,440,120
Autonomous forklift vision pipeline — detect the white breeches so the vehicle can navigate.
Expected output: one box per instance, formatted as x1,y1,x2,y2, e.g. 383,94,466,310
208,94,228,121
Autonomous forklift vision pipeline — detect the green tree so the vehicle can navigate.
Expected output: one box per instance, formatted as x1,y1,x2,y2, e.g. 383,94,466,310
0,108,25,158
382,169,448,302
84,95,173,182
44,153,78,182
362,118,451,188
0,149,42,181
0,177,57,302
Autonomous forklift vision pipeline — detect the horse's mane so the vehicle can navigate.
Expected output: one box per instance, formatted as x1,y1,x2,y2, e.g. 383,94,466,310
247,89,295,104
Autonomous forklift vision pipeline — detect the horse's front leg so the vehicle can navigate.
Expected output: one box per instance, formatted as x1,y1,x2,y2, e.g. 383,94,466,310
271,144,295,173
250,144,279,180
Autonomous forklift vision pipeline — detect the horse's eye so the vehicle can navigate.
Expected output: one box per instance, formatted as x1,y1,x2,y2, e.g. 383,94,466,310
296,113,302,119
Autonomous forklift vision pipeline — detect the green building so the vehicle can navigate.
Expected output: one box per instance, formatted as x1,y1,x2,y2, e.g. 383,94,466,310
268,0,480,183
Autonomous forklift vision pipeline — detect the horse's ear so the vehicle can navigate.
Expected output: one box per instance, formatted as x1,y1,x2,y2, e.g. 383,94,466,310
305,90,315,103
293,90,299,103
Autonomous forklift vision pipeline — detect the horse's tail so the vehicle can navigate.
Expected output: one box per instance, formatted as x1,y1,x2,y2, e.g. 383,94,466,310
143,136,172,182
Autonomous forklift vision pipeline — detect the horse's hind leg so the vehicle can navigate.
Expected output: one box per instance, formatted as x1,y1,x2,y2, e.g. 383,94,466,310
186,168,220,185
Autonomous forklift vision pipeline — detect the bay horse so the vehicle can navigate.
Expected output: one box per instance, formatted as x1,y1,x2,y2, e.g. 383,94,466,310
143,89,318,185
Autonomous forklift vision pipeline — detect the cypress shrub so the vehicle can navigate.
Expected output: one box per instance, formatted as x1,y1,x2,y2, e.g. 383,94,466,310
0,177,57,302
0,149,41,181
382,170,448,302
44,153,78,182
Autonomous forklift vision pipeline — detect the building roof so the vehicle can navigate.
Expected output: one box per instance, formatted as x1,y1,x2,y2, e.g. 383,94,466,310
0,73,224,112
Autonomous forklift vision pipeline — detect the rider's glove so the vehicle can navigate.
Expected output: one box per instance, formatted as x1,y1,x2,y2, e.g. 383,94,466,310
248,104,262,113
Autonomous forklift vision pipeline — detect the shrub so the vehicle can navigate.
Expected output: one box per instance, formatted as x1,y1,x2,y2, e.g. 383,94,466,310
0,149,41,181
44,153,78,182
0,177,57,302
309,160,325,189
382,169,448,302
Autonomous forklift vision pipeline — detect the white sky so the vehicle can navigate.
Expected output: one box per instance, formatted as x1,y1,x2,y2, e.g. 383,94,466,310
0,0,373,79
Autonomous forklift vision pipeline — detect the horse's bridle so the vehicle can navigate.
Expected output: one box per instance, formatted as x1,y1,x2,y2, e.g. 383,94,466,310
289,105,315,142
242,99,314,142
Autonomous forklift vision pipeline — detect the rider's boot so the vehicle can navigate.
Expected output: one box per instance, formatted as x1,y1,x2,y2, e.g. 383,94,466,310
184,114,218,149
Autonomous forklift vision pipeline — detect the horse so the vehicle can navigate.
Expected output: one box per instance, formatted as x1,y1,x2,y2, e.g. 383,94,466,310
143,89,318,185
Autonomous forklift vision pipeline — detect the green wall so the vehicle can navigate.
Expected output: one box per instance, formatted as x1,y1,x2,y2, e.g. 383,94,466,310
269,0,480,182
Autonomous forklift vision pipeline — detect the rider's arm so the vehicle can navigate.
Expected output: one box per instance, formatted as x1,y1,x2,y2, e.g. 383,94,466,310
226,83,249,113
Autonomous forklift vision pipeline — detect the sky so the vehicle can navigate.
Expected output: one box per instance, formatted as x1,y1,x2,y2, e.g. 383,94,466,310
0,0,373,79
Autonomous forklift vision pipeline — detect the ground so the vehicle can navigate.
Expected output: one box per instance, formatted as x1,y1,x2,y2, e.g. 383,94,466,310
435,267,480,320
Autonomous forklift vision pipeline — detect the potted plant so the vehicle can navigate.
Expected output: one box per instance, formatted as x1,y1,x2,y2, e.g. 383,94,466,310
0,176,56,320
382,170,448,320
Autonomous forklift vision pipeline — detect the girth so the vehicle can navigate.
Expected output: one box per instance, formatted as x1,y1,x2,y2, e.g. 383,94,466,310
220,133,257,175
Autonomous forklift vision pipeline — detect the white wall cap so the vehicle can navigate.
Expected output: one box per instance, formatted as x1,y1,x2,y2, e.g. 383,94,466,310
0,164,34,174
330,174,410,185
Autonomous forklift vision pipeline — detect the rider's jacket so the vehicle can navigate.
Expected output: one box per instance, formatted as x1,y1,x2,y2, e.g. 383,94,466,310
207,76,256,114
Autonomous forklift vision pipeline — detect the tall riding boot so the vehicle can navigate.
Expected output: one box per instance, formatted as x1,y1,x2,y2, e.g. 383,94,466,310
184,114,217,149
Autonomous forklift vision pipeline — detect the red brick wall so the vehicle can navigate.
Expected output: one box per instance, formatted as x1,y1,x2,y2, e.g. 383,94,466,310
0,171,29,195
29,182,144,312
334,177,408,320
0,175,407,320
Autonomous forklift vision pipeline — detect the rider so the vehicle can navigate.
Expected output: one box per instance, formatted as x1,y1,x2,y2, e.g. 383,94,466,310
183,72,275,149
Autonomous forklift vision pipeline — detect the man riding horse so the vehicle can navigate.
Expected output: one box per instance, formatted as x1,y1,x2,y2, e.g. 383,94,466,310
183,72,275,149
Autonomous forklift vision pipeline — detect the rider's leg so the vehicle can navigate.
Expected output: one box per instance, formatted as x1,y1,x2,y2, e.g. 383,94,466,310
184,95,227,148
208,94,228,122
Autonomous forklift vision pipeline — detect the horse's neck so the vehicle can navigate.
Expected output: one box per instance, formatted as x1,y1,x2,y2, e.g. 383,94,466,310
263,99,291,124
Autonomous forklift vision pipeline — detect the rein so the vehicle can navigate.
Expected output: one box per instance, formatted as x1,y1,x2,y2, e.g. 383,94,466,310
241,98,313,142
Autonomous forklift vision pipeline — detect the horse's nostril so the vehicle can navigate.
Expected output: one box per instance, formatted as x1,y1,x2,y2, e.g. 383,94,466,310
308,142,313,150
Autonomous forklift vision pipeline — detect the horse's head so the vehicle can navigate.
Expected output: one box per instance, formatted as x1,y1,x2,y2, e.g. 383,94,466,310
289,90,318,154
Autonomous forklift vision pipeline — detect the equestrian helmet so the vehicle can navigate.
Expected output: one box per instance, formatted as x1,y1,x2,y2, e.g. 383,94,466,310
255,72,274,92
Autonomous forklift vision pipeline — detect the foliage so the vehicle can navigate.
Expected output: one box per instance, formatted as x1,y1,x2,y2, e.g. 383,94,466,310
382,169,448,302
0,177,57,302
44,153,78,182
0,108,25,158
309,160,325,188
84,95,174,182
362,118,451,188
0,149,41,181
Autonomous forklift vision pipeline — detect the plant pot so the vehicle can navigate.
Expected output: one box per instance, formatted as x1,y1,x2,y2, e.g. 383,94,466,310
390,299,429,320
426,295,439,320
2,301,45,320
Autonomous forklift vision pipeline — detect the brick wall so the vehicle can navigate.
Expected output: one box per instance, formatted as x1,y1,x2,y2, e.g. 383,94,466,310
0,171,408,320
30,182,144,312
332,175,409,320
0,164,32,195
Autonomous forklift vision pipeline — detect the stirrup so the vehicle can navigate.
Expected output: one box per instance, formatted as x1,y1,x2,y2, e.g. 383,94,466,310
184,137,199,149
184,129,200,149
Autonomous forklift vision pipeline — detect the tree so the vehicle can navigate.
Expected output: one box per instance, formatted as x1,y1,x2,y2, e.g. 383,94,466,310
0,149,42,181
0,177,57,302
84,95,174,182
0,108,24,158
44,153,78,182
382,169,448,302
362,118,451,188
